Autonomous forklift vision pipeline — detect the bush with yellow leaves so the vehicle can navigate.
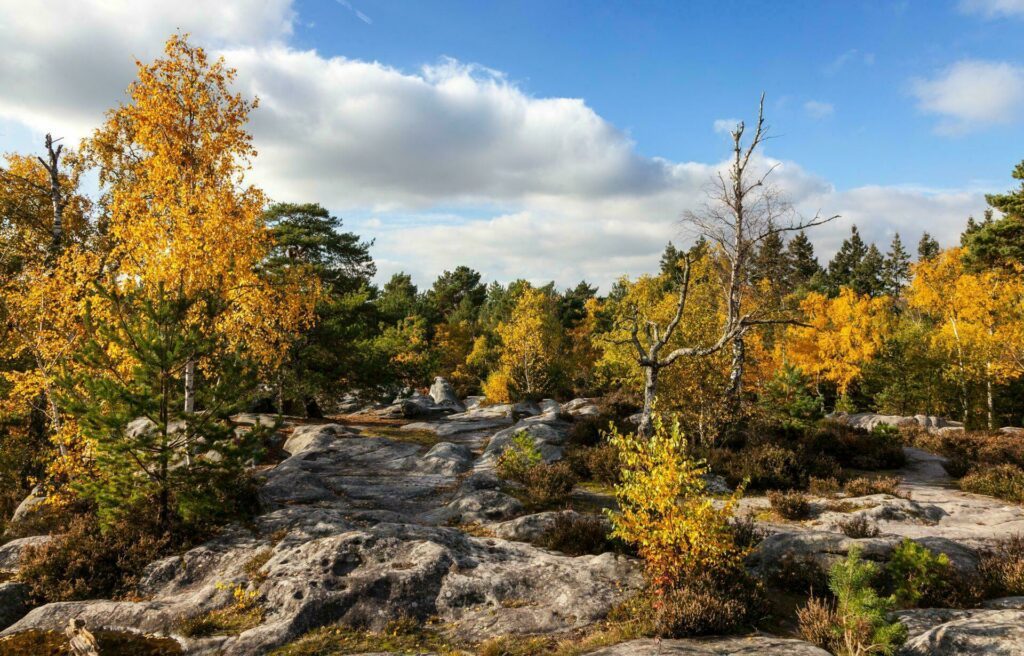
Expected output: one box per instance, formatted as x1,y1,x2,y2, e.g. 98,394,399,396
606,414,746,592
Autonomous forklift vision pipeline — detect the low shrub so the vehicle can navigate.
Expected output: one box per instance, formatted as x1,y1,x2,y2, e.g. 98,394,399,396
976,535,1024,598
567,443,620,486
729,514,767,550
798,545,906,656
18,513,170,603
905,430,1024,473
537,513,612,556
711,443,805,491
496,434,543,481
797,596,839,653
960,464,1024,503
805,421,906,471
651,569,764,637
845,475,905,498
768,490,812,520
520,461,578,507
885,539,952,608
809,476,841,497
269,617,459,656
836,514,880,539
567,415,616,447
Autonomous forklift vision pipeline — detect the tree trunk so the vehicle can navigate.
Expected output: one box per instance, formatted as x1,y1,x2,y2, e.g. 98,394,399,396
726,333,745,419
37,133,64,257
638,364,659,439
986,363,994,431
183,359,196,414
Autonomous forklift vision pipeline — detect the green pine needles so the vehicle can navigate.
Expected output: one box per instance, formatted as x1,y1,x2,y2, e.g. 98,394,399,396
60,281,268,534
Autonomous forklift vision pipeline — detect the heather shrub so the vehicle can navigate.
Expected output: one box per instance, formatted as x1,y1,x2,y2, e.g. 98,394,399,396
520,461,577,507
960,464,1024,503
19,512,169,603
976,535,1024,597
768,490,812,520
836,514,880,539
845,475,905,498
650,569,764,637
809,476,841,497
537,512,612,555
797,596,839,652
567,443,620,485
765,551,827,594
711,443,805,491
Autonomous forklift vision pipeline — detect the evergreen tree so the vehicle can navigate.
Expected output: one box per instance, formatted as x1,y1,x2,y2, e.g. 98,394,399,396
786,231,822,289
917,232,940,261
827,225,868,294
659,242,684,277
377,273,419,325
963,160,1024,269
264,203,379,413
63,283,265,532
558,281,597,329
852,244,886,297
882,233,912,298
423,266,486,323
750,229,788,285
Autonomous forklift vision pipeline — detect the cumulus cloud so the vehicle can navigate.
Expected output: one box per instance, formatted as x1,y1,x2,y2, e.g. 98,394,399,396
959,0,1024,18
0,0,295,137
911,60,1024,134
0,0,990,289
803,100,835,119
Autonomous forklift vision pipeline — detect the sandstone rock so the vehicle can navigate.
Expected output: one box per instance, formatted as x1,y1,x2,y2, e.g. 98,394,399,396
429,377,465,411
585,636,830,655
900,608,1024,655
464,396,485,410
479,420,570,468
511,401,542,420
490,510,608,544
282,423,355,456
447,404,514,422
0,582,28,630
830,412,963,433
7,488,46,526
423,490,524,525
417,442,474,476
538,399,562,416
561,398,601,418
402,419,512,438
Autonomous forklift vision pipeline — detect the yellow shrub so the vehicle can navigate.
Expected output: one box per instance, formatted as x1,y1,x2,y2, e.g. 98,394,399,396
606,415,744,592
482,370,512,404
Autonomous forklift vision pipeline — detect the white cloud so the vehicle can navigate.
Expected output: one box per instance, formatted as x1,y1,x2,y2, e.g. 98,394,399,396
959,0,1024,18
713,118,741,134
911,60,1024,134
803,100,835,119
0,0,991,289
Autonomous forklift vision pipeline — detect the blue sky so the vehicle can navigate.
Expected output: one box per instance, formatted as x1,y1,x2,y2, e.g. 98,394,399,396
288,0,1023,189
1,0,1023,288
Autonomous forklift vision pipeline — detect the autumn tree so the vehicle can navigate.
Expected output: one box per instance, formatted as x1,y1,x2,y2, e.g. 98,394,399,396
908,248,1024,427
488,286,562,401
786,287,894,408
66,34,314,528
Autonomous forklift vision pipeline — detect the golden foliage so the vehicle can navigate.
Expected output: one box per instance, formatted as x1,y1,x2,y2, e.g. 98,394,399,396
493,287,562,400
606,415,744,592
786,287,893,395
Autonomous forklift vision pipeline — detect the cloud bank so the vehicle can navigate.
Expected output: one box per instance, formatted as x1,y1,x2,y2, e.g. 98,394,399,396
0,0,990,288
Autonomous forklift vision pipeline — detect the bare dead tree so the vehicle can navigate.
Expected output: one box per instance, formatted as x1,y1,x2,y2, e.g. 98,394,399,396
37,133,66,257
682,94,836,420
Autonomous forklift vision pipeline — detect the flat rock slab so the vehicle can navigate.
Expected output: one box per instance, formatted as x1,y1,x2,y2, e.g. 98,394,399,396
586,636,830,655
900,608,1024,655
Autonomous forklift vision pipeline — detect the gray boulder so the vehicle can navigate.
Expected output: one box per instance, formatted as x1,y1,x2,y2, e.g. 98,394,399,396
0,536,51,574
429,377,465,411
490,510,609,544
480,420,570,468
417,442,474,476
561,398,601,418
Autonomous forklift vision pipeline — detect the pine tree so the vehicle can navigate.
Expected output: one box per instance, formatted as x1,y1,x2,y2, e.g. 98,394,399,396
62,283,265,531
882,233,912,298
659,242,684,277
827,225,868,294
917,232,940,261
852,244,886,297
963,160,1024,269
786,231,822,289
